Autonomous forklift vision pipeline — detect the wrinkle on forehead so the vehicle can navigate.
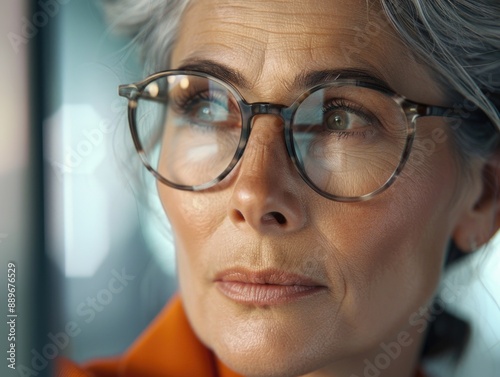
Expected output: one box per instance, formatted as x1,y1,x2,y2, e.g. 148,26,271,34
184,0,386,45
174,0,446,105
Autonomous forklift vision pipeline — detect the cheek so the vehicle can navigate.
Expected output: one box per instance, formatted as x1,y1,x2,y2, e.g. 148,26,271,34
158,183,228,312
323,129,461,344
160,185,226,242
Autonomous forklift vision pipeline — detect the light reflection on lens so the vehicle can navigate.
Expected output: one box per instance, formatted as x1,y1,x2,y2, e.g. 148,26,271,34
180,77,190,90
146,82,159,98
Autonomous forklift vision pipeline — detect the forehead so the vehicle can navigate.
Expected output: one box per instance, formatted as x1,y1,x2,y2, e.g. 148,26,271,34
171,0,444,104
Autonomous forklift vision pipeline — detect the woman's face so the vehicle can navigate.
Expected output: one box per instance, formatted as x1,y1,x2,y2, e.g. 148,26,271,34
160,0,481,375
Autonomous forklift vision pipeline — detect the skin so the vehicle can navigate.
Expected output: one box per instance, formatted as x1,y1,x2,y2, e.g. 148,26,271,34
157,0,499,376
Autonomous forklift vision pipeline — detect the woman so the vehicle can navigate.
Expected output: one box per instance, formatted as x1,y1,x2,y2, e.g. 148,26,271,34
59,0,500,376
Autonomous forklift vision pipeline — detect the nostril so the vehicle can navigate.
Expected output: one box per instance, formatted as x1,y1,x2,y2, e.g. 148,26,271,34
272,212,287,225
262,211,287,225
233,210,245,222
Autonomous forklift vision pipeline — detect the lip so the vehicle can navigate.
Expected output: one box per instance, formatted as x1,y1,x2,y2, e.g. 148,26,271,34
214,268,327,306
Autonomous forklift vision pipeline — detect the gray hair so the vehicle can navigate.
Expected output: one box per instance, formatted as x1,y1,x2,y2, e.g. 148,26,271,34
381,0,500,159
101,0,189,73
102,0,500,159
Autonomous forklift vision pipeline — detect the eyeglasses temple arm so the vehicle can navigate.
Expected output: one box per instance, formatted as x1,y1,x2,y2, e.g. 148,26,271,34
412,103,489,123
119,84,168,103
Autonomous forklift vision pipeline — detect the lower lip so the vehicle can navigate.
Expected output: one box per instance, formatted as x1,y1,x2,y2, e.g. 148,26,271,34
216,281,326,306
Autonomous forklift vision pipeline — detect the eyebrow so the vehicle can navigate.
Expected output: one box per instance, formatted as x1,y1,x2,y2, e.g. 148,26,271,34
176,58,394,92
295,68,393,92
177,58,251,88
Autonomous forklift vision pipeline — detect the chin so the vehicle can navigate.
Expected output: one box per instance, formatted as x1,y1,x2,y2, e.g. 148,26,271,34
205,317,339,377
216,347,327,377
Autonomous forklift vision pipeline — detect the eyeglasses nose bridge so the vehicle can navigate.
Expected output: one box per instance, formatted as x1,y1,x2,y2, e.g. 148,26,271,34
247,102,288,130
250,102,286,117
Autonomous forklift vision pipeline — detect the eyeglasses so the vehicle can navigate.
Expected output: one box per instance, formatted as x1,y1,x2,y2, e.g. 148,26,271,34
119,70,463,202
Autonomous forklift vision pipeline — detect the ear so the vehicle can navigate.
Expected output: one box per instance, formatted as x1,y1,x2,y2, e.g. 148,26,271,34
453,154,500,252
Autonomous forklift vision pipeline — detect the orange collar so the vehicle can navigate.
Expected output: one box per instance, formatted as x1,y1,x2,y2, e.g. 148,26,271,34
83,296,242,377
120,296,242,377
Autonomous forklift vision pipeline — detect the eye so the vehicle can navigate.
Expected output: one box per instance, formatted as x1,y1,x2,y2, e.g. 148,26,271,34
325,111,351,131
323,107,372,132
173,89,241,128
190,99,230,123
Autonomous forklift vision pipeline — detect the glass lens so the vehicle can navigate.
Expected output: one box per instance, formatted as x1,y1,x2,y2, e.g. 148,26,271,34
134,74,242,187
292,84,408,198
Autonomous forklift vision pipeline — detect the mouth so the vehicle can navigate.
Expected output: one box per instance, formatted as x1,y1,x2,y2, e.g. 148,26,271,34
214,268,327,306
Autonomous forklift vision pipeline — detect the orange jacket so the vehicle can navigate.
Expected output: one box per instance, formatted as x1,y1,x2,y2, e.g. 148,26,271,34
57,297,427,377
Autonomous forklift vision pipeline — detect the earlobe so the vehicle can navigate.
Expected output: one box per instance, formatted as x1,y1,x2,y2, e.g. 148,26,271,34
452,155,500,252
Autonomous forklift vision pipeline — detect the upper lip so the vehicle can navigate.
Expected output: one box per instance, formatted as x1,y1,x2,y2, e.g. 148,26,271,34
214,268,324,287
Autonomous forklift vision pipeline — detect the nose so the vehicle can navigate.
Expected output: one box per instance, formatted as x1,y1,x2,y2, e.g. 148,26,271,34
228,114,307,234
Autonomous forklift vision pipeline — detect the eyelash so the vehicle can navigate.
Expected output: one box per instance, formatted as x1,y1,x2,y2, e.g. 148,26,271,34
321,98,377,138
322,98,372,122
172,89,233,114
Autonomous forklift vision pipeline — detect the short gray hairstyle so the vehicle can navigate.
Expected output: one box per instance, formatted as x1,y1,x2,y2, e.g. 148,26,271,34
101,0,500,159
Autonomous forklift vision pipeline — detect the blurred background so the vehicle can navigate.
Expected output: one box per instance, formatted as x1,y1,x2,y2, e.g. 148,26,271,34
39,0,178,362
1,1,177,375
0,1,498,376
